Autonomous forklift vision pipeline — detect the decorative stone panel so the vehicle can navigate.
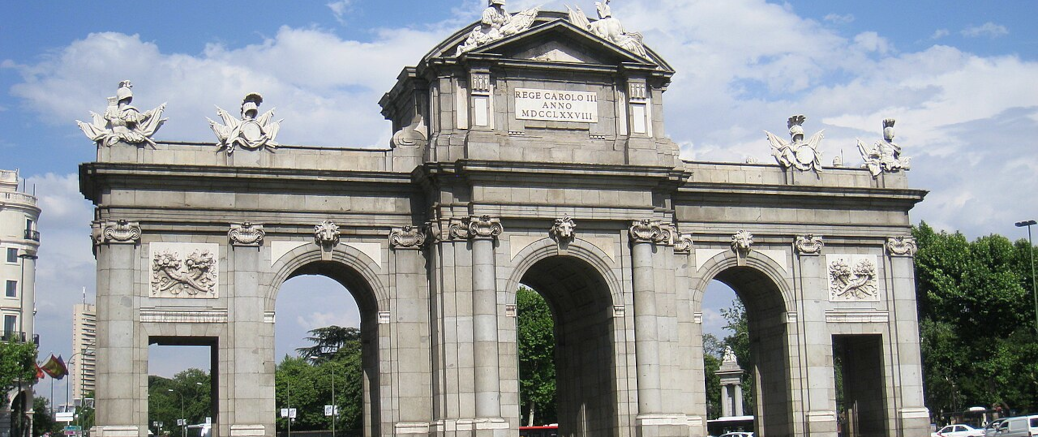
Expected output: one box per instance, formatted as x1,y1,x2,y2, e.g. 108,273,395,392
826,254,880,302
149,242,220,298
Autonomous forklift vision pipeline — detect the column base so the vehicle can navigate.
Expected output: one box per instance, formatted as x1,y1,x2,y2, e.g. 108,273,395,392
807,411,838,436
636,414,695,437
90,426,141,437
229,424,266,437
431,418,509,437
899,407,931,437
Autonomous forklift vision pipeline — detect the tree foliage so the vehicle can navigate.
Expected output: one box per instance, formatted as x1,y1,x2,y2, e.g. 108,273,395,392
277,325,364,433
147,369,212,436
702,334,723,419
720,300,755,412
516,287,557,426
0,339,37,404
914,222,1038,417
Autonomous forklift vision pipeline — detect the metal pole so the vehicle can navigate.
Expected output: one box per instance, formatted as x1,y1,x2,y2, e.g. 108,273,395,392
331,374,335,437
1016,220,1038,334
1029,225,1037,334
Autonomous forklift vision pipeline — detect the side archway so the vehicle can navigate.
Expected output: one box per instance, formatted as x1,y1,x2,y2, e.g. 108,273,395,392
692,250,798,436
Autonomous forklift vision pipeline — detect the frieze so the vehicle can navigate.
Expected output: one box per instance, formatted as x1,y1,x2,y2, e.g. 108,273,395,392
149,242,219,299
886,236,918,257
794,234,824,256
827,254,880,302
92,220,142,245
228,222,265,246
389,225,427,250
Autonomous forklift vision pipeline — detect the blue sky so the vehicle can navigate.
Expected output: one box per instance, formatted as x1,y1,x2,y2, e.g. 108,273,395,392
3,0,1037,405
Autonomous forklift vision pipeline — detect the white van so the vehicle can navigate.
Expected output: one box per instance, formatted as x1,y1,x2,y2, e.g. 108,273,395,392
994,415,1038,437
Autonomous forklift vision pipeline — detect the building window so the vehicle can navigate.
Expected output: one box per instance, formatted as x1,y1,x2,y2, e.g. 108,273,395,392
5,280,16,298
6,248,16,263
3,314,15,336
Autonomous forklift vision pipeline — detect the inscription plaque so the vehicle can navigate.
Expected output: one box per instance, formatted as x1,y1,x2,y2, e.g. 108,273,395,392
514,88,598,123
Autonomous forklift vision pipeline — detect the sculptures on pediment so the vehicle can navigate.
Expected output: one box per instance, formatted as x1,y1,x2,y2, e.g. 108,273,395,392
209,93,282,154
857,119,911,178
567,0,648,58
765,115,824,173
77,80,167,147
456,0,540,55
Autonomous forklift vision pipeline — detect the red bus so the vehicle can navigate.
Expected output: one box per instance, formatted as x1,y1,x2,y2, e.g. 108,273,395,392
519,425,558,437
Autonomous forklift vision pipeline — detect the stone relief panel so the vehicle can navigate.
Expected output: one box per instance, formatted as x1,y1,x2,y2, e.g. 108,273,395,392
826,254,880,302
149,242,220,299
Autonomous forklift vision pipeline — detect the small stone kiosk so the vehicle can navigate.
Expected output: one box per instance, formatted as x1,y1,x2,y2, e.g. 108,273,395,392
716,347,746,419
80,2,929,437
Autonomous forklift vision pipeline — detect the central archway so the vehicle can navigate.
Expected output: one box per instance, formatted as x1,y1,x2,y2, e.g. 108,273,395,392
516,254,619,437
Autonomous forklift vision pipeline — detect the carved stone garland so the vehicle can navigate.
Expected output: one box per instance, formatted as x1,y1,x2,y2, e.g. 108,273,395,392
92,220,142,245
886,236,918,257
794,234,824,256
229,222,265,246
151,246,218,297
389,225,427,250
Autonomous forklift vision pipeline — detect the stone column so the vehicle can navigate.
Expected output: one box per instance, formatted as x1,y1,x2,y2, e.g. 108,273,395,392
629,220,662,414
228,223,268,437
464,216,504,421
389,226,433,433
91,220,143,437
795,235,839,436
735,385,744,417
886,237,930,435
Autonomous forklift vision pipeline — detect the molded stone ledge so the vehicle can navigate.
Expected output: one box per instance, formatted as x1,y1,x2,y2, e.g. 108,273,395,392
635,413,693,426
824,309,889,324
139,309,229,323
394,422,432,434
91,426,140,437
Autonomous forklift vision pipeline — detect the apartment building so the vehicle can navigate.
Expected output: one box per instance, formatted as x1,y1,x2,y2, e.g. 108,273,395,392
71,303,97,401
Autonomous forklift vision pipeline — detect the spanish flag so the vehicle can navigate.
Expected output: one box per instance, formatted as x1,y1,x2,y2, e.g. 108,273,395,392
40,354,68,380
35,363,44,380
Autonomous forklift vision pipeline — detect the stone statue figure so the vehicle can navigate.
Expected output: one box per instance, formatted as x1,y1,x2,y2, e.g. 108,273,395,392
567,0,648,58
857,118,911,178
208,93,282,154
765,114,824,173
77,80,167,147
455,0,540,55
723,346,737,364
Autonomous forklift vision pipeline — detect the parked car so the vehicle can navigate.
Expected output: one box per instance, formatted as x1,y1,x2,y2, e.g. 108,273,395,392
993,415,1038,437
984,419,1005,437
932,424,984,437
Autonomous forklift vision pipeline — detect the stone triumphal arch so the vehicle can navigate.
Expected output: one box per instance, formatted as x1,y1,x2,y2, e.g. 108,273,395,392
80,6,929,437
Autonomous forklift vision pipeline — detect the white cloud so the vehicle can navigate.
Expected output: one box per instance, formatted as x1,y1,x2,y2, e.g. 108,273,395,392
823,13,855,25
931,29,950,40
327,0,353,24
961,22,1008,38
853,31,891,54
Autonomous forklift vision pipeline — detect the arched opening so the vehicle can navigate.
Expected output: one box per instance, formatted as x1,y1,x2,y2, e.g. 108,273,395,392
710,266,793,437
273,261,380,437
518,255,617,437
701,280,754,435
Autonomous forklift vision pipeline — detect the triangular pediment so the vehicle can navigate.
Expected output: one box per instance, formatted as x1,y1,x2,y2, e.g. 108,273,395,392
421,13,673,73
466,19,664,68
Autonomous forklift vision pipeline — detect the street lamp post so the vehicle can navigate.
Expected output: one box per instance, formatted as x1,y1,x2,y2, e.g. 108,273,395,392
168,389,185,437
1016,219,1038,334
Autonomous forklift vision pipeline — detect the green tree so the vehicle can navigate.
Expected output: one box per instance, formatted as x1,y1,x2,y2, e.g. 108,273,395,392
296,326,361,365
914,222,1038,418
516,287,556,426
0,339,37,404
147,369,211,436
33,396,61,436
277,325,364,433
